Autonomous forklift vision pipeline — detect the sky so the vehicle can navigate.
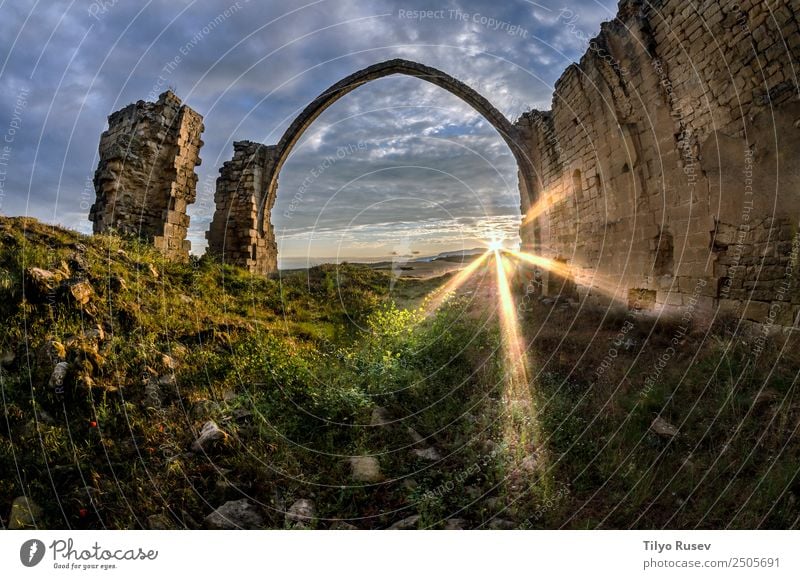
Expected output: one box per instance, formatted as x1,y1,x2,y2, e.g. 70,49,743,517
0,0,618,265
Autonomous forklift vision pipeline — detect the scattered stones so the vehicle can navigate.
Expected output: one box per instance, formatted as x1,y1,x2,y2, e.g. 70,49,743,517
348,456,383,483
650,417,679,438
388,515,420,530
413,447,442,461
204,499,265,530
8,496,42,529
191,421,229,452
286,499,315,528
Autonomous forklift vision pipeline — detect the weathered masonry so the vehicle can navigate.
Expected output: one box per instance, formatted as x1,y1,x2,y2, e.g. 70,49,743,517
517,0,800,327
205,141,280,275
90,90,204,261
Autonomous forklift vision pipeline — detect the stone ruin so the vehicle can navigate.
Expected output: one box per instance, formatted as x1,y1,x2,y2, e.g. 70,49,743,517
89,90,204,261
515,0,800,328
89,0,799,329
205,141,279,275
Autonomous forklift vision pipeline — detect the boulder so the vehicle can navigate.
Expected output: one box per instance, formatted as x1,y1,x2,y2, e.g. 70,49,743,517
191,421,228,452
650,417,679,437
8,496,42,529
370,406,390,426
48,361,69,391
286,499,315,528
64,279,93,305
204,499,264,530
388,515,420,530
349,456,383,483
24,267,56,301
413,447,441,461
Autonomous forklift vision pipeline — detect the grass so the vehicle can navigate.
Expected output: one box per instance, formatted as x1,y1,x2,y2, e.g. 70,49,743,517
0,216,798,529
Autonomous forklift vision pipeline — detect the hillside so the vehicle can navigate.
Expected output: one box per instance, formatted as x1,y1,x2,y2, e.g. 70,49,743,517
1,216,798,529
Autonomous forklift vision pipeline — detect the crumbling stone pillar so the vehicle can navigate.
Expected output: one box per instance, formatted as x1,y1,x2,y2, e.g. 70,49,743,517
89,90,204,261
205,141,278,275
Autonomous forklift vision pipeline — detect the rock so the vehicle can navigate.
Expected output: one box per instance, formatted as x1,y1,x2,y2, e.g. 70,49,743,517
8,496,42,529
349,456,383,483
370,406,390,426
191,421,228,452
147,514,175,530
24,267,56,300
487,518,515,530
330,521,358,530
650,417,679,437
84,324,105,342
388,515,420,530
160,354,176,370
406,427,424,444
179,294,193,304
42,340,66,362
204,499,264,529
158,373,176,387
413,447,441,461
68,252,89,273
148,264,160,279
48,361,69,390
0,349,14,367
64,279,93,305
444,518,468,530
286,499,315,527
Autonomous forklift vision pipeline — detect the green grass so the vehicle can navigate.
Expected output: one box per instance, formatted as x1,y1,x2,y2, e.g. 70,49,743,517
0,216,798,529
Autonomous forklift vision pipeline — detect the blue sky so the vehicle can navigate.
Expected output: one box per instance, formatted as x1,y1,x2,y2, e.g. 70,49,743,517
0,0,618,262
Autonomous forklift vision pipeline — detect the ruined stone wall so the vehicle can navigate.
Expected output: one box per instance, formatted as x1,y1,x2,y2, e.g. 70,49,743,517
89,90,204,261
517,0,800,328
205,141,278,275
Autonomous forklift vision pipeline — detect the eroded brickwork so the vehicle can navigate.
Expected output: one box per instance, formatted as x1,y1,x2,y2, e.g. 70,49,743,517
205,141,278,275
517,0,800,328
89,91,204,261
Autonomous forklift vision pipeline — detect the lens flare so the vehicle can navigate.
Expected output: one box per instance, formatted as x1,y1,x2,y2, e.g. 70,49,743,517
493,250,528,392
423,250,490,315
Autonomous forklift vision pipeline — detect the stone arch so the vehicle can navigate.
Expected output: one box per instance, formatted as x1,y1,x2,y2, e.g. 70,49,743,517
206,59,534,274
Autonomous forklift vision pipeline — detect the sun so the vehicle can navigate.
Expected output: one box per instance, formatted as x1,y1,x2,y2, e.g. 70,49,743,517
487,238,504,252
